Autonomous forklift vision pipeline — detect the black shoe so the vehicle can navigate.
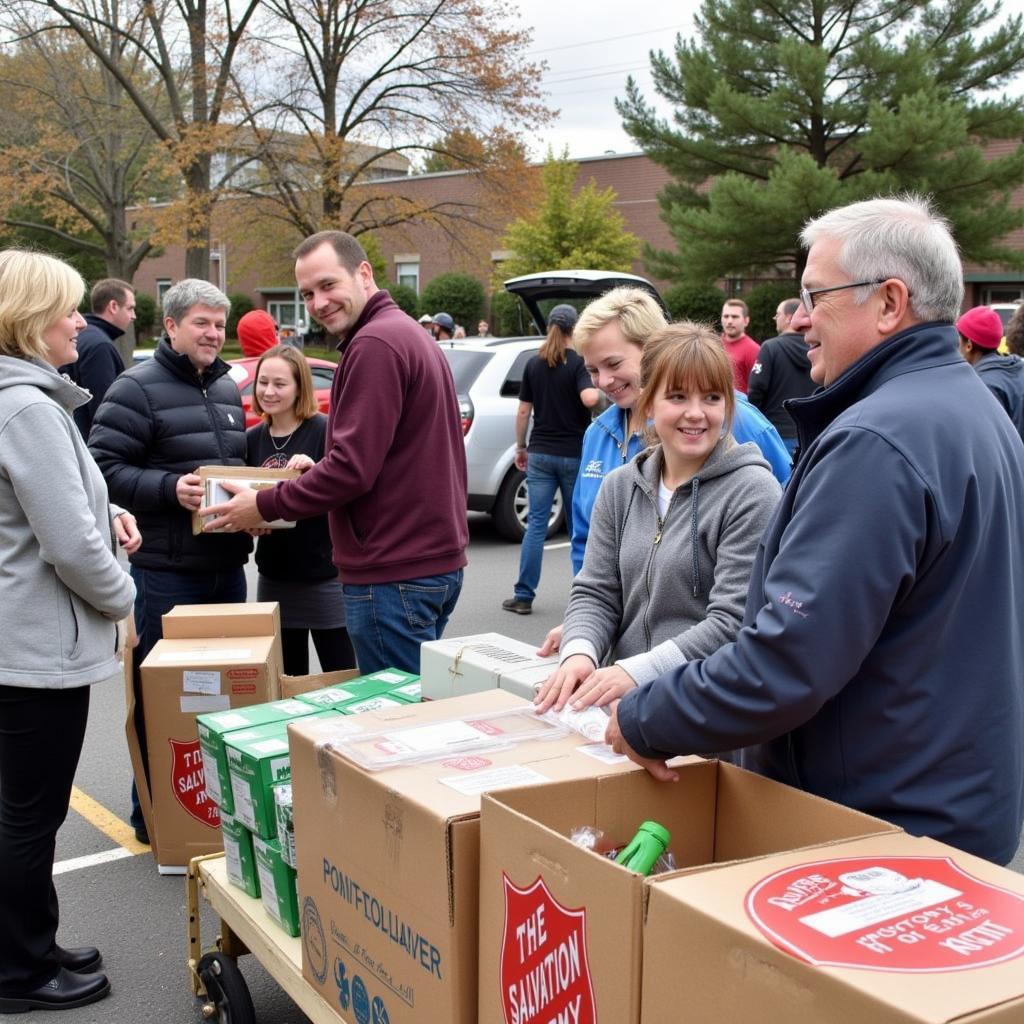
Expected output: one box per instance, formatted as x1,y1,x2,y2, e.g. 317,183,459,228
55,946,101,974
133,824,150,845
0,968,110,1013
502,597,533,615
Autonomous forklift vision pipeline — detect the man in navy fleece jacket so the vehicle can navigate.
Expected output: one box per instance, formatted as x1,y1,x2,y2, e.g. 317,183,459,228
203,231,468,673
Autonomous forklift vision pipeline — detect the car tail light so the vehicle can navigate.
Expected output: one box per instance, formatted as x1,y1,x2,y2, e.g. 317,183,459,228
459,395,474,436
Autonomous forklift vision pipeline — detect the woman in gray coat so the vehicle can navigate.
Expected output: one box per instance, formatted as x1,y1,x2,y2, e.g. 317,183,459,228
536,322,781,713
0,250,138,1013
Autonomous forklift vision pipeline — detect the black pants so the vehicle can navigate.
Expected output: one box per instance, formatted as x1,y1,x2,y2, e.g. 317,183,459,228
0,684,90,993
280,627,356,677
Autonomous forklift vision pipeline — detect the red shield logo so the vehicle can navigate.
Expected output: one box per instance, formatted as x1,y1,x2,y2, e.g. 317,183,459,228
169,738,220,828
500,873,596,1024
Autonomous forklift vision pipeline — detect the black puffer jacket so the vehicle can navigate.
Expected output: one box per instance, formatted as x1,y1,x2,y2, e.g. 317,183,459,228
89,339,252,571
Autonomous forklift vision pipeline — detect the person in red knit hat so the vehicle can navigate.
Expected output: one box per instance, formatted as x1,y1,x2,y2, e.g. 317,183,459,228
956,305,1024,440
237,309,279,357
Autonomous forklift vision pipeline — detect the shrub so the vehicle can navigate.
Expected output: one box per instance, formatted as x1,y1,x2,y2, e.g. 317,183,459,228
662,282,727,328
226,292,255,339
388,282,420,317
744,281,800,342
420,272,485,332
133,292,158,340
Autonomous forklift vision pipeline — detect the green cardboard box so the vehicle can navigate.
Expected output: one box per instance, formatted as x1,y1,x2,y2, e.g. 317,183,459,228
272,783,295,869
220,811,259,899
293,668,420,712
253,835,299,936
197,699,319,813
335,692,411,714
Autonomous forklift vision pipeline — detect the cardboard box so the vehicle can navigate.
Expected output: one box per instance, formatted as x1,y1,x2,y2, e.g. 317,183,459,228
162,602,281,642
478,760,899,1024
197,699,321,813
641,832,1024,1023
281,669,360,700
221,811,260,899
254,835,301,937
227,712,337,838
139,634,279,870
192,464,300,534
420,633,557,701
273,783,296,868
289,690,639,1024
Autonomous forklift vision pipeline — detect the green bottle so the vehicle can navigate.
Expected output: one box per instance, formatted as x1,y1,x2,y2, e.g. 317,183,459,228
614,820,671,875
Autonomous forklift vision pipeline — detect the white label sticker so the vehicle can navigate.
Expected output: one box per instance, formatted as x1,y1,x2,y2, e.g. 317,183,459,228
230,776,255,830
257,862,280,923
373,671,407,683
159,648,251,663
438,764,548,796
799,880,963,938
271,700,309,715
223,836,242,886
183,670,221,695
180,696,230,714
211,712,249,729
575,743,628,764
252,739,289,755
381,719,484,754
200,748,223,803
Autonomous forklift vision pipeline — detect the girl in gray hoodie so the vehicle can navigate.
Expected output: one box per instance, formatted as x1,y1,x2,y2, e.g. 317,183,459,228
535,322,781,712
0,250,137,1012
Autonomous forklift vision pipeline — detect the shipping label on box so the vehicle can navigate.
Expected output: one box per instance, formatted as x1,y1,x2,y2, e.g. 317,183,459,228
290,690,639,1024
253,835,300,936
478,761,898,1024
221,811,260,899
642,833,1024,1024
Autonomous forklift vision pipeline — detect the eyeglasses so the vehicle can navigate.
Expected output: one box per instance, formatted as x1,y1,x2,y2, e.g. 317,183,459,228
799,279,886,314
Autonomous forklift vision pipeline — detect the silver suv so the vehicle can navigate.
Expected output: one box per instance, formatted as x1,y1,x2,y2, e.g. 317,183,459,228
442,270,667,541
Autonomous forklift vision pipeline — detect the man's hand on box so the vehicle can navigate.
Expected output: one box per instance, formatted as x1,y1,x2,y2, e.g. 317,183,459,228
175,472,204,511
113,511,142,554
201,479,265,532
605,700,679,782
533,653,595,714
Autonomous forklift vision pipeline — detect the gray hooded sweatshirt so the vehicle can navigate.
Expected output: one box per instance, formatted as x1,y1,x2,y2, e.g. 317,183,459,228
0,356,135,688
561,438,781,685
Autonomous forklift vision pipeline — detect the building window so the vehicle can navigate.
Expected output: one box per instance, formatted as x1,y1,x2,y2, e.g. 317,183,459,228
157,279,172,307
395,260,420,293
267,299,301,330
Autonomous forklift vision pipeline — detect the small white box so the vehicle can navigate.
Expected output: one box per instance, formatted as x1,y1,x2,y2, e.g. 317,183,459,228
420,632,558,701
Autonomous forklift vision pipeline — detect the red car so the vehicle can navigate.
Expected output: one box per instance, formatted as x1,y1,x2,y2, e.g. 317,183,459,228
227,356,337,427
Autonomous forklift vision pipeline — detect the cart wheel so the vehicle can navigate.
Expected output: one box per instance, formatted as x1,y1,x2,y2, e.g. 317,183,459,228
197,952,255,1024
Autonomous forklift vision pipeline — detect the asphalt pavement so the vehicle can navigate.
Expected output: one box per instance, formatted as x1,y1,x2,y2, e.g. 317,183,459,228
30,514,1024,1023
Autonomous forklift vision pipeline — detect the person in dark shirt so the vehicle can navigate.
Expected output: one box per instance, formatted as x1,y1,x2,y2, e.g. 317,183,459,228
245,345,354,674
746,297,816,455
502,305,600,614
59,278,134,438
956,305,1024,442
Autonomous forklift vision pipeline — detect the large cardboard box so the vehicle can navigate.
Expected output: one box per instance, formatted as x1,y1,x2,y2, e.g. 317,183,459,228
139,634,279,870
289,690,638,1024
420,633,557,701
478,760,899,1024
641,832,1024,1023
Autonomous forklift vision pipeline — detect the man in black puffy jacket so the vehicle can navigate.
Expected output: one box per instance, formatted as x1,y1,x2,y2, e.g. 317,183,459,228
89,279,251,843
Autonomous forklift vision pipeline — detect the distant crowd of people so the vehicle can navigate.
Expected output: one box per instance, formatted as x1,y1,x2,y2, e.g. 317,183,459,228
1,195,1023,1011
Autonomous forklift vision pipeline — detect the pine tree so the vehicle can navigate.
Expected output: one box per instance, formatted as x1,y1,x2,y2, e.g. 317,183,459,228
618,0,1024,283
497,151,640,279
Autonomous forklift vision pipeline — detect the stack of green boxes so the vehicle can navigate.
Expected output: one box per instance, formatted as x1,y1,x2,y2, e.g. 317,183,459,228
195,670,421,936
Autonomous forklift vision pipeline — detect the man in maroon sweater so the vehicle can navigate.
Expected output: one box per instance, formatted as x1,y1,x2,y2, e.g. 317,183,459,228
202,231,468,673
720,298,760,394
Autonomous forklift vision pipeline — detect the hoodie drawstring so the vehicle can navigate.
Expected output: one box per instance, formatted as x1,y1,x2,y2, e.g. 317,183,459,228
690,477,701,597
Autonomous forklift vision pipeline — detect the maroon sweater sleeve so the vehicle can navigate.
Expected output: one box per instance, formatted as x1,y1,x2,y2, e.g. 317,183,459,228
256,335,404,522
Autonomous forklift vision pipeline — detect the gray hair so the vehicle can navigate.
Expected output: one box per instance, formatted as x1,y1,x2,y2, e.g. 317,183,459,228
800,195,963,322
162,278,231,324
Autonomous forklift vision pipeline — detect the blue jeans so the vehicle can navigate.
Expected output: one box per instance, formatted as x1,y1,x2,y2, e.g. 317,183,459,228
129,565,247,830
514,453,580,602
342,570,463,674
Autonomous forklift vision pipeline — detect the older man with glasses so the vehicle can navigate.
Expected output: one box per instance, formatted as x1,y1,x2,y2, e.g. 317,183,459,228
606,194,1024,866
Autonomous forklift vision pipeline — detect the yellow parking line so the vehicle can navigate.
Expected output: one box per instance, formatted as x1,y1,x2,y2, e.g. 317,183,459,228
69,786,149,855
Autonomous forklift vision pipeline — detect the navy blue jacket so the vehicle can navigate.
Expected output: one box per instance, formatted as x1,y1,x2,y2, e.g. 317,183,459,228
974,352,1024,442
89,340,252,572
618,322,1024,864
59,314,125,439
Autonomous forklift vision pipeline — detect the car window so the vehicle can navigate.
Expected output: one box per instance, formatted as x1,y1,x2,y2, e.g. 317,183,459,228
500,350,538,398
442,349,493,392
310,366,335,389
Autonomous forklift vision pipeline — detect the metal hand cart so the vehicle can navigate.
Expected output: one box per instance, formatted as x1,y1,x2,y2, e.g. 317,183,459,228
186,853,348,1024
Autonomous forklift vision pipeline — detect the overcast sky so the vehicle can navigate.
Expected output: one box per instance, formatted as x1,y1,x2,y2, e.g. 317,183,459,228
511,0,1024,161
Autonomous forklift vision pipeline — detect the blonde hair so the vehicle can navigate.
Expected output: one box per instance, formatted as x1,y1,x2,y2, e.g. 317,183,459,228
574,287,667,354
250,345,319,422
538,323,571,367
635,322,737,434
0,250,85,361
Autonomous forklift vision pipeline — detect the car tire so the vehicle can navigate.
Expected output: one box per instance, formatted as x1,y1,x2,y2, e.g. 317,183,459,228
492,469,565,542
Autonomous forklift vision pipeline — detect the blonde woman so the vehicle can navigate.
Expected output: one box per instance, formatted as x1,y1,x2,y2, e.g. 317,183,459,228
0,250,137,1012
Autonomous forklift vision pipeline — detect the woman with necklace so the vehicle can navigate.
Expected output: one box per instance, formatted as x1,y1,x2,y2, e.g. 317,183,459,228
535,322,781,713
245,345,355,675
